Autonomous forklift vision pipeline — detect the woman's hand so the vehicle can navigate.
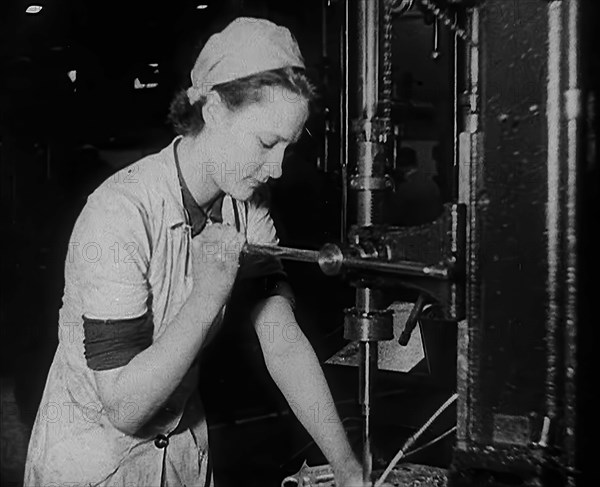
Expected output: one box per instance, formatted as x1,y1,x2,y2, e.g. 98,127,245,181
334,463,394,487
191,223,245,298
334,460,364,487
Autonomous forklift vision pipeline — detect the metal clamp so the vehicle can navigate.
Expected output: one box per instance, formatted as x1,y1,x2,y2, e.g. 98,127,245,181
350,175,394,191
344,307,394,342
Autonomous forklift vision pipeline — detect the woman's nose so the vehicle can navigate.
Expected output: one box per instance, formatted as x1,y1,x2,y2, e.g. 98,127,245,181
258,162,282,181
261,149,285,180
268,161,283,180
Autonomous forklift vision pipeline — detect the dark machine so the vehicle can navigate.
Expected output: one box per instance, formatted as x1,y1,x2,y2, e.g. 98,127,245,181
241,0,596,486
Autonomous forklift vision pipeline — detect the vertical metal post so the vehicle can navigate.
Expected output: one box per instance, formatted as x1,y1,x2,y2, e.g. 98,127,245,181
351,0,386,483
545,0,562,439
563,1,582,483
340,0,349,243
355,287,383,485
359,340,375,484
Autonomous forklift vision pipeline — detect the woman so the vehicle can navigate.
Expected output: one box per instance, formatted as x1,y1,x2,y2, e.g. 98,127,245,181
24,17,365,487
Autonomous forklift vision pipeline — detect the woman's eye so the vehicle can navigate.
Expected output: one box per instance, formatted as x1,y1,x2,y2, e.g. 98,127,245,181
259,139,277,150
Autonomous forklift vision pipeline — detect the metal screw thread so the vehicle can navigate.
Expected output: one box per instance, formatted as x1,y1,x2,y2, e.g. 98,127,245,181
416,0,473,44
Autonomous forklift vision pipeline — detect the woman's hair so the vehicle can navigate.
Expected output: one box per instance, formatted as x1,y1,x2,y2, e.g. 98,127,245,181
168,66,317,136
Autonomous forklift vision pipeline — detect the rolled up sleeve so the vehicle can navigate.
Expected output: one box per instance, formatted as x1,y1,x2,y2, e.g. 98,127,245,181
240,191,286,280
69,187,153,368
235,191,294,307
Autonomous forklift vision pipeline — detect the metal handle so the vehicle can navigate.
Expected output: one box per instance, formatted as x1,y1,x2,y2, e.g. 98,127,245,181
242,243,449,279
398,293,427,345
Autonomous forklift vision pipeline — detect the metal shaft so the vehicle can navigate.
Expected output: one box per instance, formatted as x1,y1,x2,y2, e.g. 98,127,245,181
241,243,319,264
359,340,377,485
242,243,449,280
343,255,449,279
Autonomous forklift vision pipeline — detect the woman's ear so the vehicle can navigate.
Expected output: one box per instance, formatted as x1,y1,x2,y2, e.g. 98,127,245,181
202,91,228,129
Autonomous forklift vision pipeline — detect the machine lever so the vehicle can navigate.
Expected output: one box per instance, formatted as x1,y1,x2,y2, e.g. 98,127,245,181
398,293,427,345
242,243,450,280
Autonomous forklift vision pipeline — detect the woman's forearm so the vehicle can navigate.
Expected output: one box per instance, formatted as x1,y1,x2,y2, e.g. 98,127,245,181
254,297,360,471
95,288,226,434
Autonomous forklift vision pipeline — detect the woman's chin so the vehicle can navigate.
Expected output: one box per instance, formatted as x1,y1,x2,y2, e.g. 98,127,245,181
229,185,256,201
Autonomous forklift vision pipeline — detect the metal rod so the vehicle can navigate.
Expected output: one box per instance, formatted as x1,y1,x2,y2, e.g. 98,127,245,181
242,243,319,264
357,0,379,120
322,0,327,60
343,256,449,279
453,11,459,196
545,0,562,430
242,243,450,279
463,3,480,445
359,340,375,485
432,17,440,60
340,0,349,242
564,0,582,482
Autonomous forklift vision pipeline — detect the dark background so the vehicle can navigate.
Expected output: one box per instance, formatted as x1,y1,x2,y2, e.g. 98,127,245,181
1,1,459,486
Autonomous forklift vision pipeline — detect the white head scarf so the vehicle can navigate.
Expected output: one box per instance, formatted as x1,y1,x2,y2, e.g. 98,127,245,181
186,17,305,104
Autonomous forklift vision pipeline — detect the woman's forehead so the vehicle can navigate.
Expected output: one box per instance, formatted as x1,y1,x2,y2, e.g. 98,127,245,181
232,91,308,136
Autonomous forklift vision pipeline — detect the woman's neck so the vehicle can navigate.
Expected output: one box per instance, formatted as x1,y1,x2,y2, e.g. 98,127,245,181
176,133,223,209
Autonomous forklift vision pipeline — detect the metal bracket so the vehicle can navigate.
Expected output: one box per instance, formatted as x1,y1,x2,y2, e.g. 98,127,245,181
347,203,466,320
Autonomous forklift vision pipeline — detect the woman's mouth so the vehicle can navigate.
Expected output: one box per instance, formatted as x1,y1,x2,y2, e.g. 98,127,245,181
248,178,267,187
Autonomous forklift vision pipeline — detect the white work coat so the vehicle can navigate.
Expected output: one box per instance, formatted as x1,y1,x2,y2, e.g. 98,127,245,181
24,137,280,487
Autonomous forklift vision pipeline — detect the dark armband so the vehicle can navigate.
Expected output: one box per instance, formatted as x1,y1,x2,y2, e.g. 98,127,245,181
83,313,154,371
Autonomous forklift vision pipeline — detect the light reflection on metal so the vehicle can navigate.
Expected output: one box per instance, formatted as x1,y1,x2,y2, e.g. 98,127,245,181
25,5,43,14
242,242,450,280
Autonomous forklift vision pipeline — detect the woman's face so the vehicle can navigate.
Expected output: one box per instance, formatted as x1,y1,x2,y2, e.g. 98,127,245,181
205,87,309,201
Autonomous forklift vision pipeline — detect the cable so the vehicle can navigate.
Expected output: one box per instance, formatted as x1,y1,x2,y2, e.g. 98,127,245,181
373,393,458,487
402,425,457,459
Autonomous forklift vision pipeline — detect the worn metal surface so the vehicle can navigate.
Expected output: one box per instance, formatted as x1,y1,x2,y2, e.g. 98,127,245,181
463,0,549,450
346,203,466,320
281,463,448,487
346,1,396,480
452,0,588,485
326,302,426,372
242,242,450,278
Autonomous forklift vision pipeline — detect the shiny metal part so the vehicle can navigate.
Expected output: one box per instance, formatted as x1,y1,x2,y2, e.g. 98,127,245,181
416,0,472,45
563,0,582,478
339,0,349,242
281,462,335,487
391,0,415,15
344,256,450,279
359,340,375,485
352,287,387,485
349,175,393,191
432,17,441,60
281,462,448,487
398,293,427,345
242,243,319,264
317,243,344,276
350,0,391,228
242,243,451,280
344,307,394,342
